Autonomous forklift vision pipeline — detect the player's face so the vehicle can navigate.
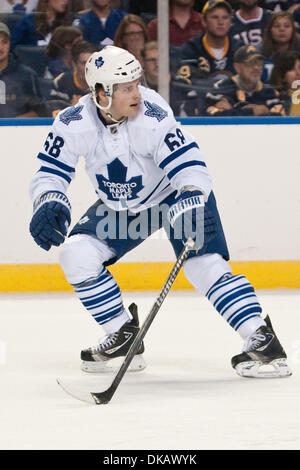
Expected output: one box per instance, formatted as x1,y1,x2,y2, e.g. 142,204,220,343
271,17,294,44
204,8,232,37
109,79,142,120
49,0,69,14
0,34,10,65
284,59,300,87
235,58,264,85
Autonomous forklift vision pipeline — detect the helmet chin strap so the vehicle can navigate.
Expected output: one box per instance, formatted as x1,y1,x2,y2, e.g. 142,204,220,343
93,93,126,124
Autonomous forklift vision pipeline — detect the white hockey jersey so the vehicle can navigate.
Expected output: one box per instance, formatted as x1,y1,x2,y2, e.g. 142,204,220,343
30,87,212,213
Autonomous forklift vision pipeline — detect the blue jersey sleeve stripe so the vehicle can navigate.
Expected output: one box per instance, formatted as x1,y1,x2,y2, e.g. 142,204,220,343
37,152,75,173
38,166,72,184
139,176,168,206
167,160,206,180
159,142,199,170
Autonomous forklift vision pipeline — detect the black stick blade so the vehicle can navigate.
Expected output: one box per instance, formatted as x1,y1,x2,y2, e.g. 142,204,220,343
91,389,114,405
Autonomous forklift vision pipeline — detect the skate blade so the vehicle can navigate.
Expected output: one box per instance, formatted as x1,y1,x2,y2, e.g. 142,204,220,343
235,358,292,379
81,354,147,374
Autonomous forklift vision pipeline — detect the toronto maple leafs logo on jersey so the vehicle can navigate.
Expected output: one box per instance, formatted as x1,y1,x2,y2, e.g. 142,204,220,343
96,158,144,201
95,56,104,68
144,101,168,122
59,105,83,125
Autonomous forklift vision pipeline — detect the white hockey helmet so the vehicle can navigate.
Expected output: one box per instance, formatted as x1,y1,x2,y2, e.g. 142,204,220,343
85,46,143,112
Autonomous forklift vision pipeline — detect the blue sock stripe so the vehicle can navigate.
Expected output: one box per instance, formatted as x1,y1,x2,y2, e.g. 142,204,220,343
231,308,262,329
92,305,124,323
235,313,261,331
215,287,256,313
213,283,253,309
74,276,109,294
77,277,113,300
206,274,263,333
100,310,126,325
77,278,116,301
86,292,122,311
218,293,258,317
226,301,261,322
81,285,120,307
226,302,262,325
92,301,123,318
73,267,124,326
207,274,245,300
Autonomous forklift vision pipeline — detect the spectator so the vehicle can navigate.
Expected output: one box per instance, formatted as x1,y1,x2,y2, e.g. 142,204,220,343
259,11,300,81
147,0,205,46
113,14,149,64
230,0,273,46
205,44,285,115
0,22,46,117
0,1,38,13
10,0,74,49
141,40,158,91
269,49,300,114
74,0,127,47
45,25,83,77
177,0,242,79
50,39,98,105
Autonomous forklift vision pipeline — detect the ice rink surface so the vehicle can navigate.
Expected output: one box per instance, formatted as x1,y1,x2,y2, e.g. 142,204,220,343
0,289,299,450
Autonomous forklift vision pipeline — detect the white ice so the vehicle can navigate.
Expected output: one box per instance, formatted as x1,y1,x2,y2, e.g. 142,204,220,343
0,290,299,450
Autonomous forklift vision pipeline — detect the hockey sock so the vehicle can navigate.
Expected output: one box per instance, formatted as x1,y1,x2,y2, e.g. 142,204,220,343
206,274,266,339
73,267,130,334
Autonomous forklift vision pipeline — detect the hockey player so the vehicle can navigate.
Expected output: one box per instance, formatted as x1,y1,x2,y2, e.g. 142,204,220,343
29,45,291,379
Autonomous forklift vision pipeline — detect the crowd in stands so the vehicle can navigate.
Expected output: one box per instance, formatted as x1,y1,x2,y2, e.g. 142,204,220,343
1,0,300,118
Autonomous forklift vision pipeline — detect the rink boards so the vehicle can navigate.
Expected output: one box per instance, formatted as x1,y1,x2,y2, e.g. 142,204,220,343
1,117,299,291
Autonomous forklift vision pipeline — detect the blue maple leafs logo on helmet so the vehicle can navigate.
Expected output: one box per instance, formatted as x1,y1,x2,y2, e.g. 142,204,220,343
95,56,104,68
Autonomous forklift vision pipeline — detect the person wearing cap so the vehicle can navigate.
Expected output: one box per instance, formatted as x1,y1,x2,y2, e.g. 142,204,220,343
230,0,273,47
205,44,285,115
0,21,46,117
177,0,243,80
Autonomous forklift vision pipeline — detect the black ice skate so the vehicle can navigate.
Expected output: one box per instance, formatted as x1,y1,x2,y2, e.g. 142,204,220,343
231,316,292,378
81,303,146,373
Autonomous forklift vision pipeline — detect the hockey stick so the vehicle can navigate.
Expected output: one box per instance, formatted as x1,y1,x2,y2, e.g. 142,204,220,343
57,238,194,405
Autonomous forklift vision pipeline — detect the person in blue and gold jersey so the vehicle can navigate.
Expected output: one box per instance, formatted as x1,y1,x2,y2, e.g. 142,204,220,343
177,0,243,79
205,44,286,115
